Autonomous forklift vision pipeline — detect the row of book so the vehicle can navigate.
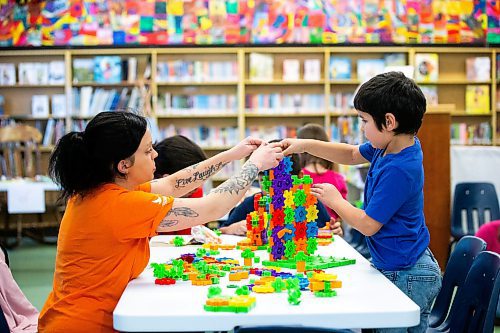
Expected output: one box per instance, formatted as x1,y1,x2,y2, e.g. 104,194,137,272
73,87,146,117
0,61,65,85
245,94,324,113
156,60,238,83
330,117,365,145
158,124,239,149
157,93,237,115
73,56,142,84
450,122,492,146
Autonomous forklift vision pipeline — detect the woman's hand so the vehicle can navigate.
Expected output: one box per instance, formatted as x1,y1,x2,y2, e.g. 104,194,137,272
248,142,283,171
228,137,264,160
219,221,247,236
310,183,343,210
280,138,306,156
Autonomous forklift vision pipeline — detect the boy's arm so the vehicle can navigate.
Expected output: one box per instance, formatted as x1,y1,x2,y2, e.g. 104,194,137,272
282,139,368,166
330,199,382,236
151,137,263,197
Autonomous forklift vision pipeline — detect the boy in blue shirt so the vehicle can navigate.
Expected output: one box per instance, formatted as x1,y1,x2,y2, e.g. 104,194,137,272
282,71,442,333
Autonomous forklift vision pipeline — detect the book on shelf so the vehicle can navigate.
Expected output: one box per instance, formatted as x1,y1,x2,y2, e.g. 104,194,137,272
0,63,16,85
32,95,50,118
126,57,138,83
48,61,65,85
249,53,274,81
51,94,66,117
450,122,491,145
414,53,439,82
384,53,407,66
465,85,490,114
329,57,351,79
419,85,438,105
42,118,55,146
0,95,4,115
73,59,94,83
282,59,300,82
303,59,321,82
466,57,491,81
94,56,122,84
357,59,385,82
19,63,49,85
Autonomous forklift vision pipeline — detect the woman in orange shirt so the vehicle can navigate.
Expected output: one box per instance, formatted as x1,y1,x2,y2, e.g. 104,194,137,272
38,111,283,333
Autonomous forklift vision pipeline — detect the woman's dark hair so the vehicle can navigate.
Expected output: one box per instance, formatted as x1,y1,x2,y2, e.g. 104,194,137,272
297,124,333,173
153,135,207,178
49,111,147,201
353,71,426,135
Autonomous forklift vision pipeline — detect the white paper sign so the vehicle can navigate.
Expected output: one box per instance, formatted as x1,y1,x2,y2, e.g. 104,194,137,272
7,183,46,214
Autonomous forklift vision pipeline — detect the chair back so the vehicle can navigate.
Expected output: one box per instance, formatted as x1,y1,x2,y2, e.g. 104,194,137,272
0,124,42,179
429,236,486,328
234,326,352,333
451,183,500,239
445,251,500,333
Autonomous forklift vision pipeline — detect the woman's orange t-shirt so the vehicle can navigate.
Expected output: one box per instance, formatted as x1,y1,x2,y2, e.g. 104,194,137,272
38,183,173,333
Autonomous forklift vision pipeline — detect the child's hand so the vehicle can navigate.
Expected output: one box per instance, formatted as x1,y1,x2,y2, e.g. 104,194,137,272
311,183,343,209
329,219,343,237
280,138,306,156
229,137,264,160
219,221,247,236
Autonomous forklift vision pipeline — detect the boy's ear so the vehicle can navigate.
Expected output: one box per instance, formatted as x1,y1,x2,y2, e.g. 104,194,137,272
384,113,398,131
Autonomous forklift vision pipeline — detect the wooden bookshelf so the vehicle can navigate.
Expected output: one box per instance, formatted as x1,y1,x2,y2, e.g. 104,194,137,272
0,46,499,157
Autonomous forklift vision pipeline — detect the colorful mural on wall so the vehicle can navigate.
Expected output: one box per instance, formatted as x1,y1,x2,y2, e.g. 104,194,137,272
0,0,498,47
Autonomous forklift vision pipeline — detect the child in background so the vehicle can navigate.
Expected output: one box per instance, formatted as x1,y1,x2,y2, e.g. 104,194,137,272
282,72,442,333
297,123,348,236
219,148,332,236
38,111,283,332
475,220,500,253
153,135,208,235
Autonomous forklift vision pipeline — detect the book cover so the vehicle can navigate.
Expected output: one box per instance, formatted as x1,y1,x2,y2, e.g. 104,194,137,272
32,95,50,118
357,59,385,82
414,53,439,82
48,61,65,85
94,56,122,84
282,59,300,82
51,94,66,117
0,64,16,85
73,59,94,83
249,53,274,81
384,53,407,66
329,57,351,79
304,59,321,82
465,85,490,114
466,57,491,81
419,85,438,105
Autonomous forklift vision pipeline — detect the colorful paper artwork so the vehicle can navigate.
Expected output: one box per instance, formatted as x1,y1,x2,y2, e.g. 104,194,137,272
0,0,496,47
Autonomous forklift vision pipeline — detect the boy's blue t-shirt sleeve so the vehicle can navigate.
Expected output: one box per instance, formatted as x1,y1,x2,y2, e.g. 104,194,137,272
365,166,413,224
222,195,255,227
359,142,375,162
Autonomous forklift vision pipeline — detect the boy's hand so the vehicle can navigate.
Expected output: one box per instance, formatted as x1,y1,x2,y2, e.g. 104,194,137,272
280,138,306,156
228,137,264,160
310,183,343,209
329,219,343,237
219,221,247,236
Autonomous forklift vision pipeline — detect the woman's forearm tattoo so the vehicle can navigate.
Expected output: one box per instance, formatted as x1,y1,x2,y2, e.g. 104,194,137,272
167,207,199,217
212,161,258,195
158,220,179,228
174,161,228,188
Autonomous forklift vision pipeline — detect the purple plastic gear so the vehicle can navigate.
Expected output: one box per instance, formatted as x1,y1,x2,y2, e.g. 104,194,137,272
272,195,285,209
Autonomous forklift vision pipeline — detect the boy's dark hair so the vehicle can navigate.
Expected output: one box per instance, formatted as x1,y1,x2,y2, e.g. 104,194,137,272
153,135,207,178
297,124,333,172
49,111,147,201
353,71,426,135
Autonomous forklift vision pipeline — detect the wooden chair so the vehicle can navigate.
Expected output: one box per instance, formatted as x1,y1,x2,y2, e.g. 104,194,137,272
0,124,61,247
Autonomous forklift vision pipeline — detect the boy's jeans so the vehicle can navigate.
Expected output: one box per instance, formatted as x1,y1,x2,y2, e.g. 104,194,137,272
375,248,442,333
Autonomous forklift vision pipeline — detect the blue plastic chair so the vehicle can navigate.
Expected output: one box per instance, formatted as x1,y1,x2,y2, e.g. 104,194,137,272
451,182,500,240
429,236,487,328
428,251,500,333
234,326,354,333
